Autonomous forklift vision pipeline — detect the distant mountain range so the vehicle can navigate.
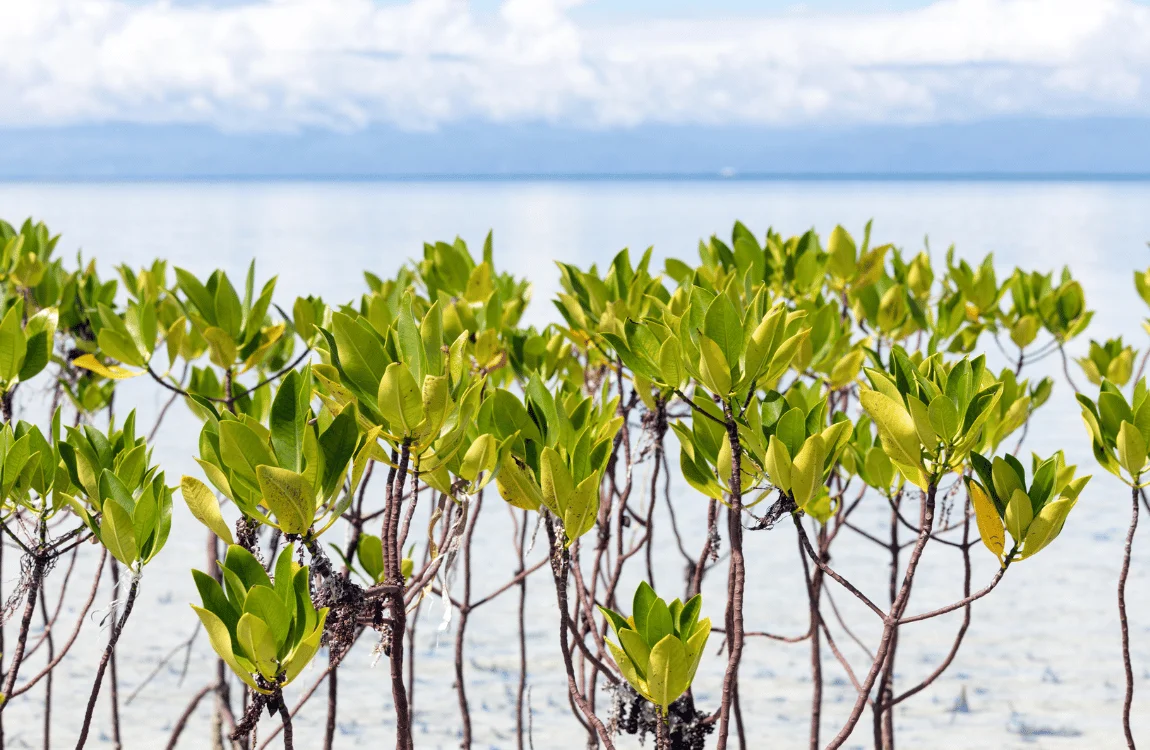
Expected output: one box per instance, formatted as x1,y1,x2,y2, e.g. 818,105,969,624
2,117,1149,179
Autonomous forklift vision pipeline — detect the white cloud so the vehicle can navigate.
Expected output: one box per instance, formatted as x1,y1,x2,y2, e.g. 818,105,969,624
1,0,1148,131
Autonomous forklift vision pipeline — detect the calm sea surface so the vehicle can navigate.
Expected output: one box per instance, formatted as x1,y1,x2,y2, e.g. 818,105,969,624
1,180,1149,749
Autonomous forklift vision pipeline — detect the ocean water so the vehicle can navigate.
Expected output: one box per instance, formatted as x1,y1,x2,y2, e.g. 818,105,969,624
0,179,1148,749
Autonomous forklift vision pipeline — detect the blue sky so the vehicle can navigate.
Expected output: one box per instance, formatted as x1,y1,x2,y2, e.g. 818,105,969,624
3,0,1150,175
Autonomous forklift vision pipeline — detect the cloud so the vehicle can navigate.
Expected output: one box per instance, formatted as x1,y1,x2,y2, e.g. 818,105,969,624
1,0,1148,131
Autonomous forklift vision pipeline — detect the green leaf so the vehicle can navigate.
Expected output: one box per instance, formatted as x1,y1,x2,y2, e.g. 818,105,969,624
193,569,239,632
1010,315,1039,349
97,328,146,369
599,606,631,638
459,434,497,484
775,407,806,461
907,396,937,450
237,612,279,681
698,335,732,396
377,362,423,436
791,434,825,507
633,580,658,641
540,447,574,518
645,597,675,645
181,475,235,545
219,420,277,488
828,348,865,389
859,390,920,468
562,473,599,543
0,303,25,382
1005,487,1033,544
270,372,306,472
647,634,690,711
677,440,724,501
496,453,543,511
658,337,684,389
678,595,702,636
331,312,387,396
1118,420,1147,477
214,275,244,341
683,617,711,680
1019,496,1076,559
282,609,328,686
703,294,744,369
764,435,792,492
927,396,959,442
203,327,237,369
991,457,1025,505
945,360,973,414
318,406,358,500
101,497,138,566
225,544,273,590
244,585,291,648
865,447,894,489
618,628,652,678
256,466,315,536
191,606,264,692
968,480,1004,563
606,639,645,694
357,534,385,583
396,295,425,382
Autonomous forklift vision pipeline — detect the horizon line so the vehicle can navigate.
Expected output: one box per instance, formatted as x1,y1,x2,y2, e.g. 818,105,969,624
5,171,1150,184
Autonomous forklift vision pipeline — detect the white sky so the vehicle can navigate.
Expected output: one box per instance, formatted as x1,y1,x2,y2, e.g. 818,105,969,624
3,0,1149,131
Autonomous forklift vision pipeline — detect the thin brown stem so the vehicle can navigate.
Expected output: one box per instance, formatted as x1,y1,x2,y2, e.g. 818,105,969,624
383,442,413,750
1119,484,1139,749
276,692,294,750
10,550,107,698
109,561,124,750
455,489,483,749
0,553,47,706
76,574,141,749
545,516,615,750
515,508,529,750
716,398,746,750
824,482,938,750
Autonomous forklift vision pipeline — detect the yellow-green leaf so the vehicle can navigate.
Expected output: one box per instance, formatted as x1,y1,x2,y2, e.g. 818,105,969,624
191,606,265,693
101,498,138,566
237,613,279,681
459,434,497,484
1004,487,1033,544
495,453,543,512
282,609,328,686
764,435,792,492
907,396,937,451
698,335,732,396
791,434,825,507
377,362,423,436
563,473,600,543
181,475,235,545
256,465,315,536
968,480,1004,562
540,447,573,518
72,353,143,380
859,390,920,468
646,634,690,712
1019,496,1076,559
203,326,238,369
828,348,864,389
1118,420,1147,477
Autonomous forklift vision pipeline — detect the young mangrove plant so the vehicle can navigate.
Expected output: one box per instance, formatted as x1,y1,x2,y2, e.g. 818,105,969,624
0,214,1135,750
600,583,712,750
